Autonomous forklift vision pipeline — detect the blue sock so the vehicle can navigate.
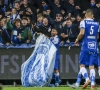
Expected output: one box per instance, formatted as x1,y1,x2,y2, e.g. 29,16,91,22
75,72,82,87
54,72,60,83
52,73,55,79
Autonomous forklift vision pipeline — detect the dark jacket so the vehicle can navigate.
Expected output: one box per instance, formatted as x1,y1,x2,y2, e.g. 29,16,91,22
20,3,37,22
47,0,63,19
53,21,63,40
62,24,79,42
34,24,51,37
0,27,11,44
89,5,100,21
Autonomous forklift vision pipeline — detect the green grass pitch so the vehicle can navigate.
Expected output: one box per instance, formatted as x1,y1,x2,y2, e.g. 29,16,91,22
2,87,100,90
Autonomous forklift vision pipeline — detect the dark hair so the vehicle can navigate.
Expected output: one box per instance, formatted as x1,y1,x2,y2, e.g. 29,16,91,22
27,16,31,20
66,18,72,21
13,19,21,25
31,20,36,25
22,18,28,21
52,28,58,32
14,1,20,4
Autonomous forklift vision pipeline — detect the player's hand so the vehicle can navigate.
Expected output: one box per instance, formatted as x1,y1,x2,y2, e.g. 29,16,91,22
74,39,79,46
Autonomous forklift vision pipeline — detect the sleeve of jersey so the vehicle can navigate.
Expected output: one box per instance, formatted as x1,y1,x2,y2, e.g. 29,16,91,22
53,37,59,45
80,20,85,29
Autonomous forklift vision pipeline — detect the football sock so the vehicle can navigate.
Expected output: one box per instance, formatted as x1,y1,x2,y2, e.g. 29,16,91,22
54,72,60,83
90,69,95,86
75,71,82,87
80,67,89,82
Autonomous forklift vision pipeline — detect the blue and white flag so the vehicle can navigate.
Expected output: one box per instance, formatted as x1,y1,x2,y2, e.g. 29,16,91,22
21,34,57,87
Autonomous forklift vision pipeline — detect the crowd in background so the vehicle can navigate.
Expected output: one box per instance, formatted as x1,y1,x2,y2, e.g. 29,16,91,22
0,0,100,46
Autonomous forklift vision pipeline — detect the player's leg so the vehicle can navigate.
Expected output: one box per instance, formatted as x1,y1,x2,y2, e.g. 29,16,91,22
79,51,90,89
98,57,100,76
67,70,82,89
98,67,100,76
68,65,89,89
54,55,61,86
49,54,60,87
89,53,97,90
89,66,95,90
74,71,82,87
79,51,90,83
54,69,61,86
68,51,89,89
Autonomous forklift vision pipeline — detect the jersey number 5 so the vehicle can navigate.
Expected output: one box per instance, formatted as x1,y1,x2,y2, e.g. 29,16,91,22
90,26,94,35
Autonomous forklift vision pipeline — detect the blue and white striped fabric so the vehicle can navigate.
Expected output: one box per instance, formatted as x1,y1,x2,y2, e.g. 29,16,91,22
21,34,57,87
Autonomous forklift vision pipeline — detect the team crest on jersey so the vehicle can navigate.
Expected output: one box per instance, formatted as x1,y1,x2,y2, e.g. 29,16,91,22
88,41,96,49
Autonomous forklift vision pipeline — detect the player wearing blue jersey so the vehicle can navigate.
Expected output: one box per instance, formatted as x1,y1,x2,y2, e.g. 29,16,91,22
50,28,61,87
67,50,100,89
76,9,99,90
68,9,99,90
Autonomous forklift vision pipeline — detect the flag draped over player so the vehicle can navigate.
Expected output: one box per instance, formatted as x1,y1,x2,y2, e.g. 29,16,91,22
21,34,57,87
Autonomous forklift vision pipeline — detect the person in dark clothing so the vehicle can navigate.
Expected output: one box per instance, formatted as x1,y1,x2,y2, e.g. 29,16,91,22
66,0,81,17
0,0,11,16
14,1,22,14
20,0,37,22
76,0,90,13
34,17,51,37
29,0,42,9
14,1,25,19
51,13,64,41
89,0,100,21
47,0,63,19
42,7,54,23
0,18,11,45
73,14,82,28
61,18,79,43
0,9,4,19
41,0,49,11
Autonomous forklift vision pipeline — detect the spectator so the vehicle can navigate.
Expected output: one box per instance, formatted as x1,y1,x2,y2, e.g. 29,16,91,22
0,18,13,45
52,13,64,41
0,0,99,46
77,0,90,13
34,17,51,37
47,0,63,19
61,18,79,43
20,0,37,21
21,18,32,43
42,7,54,25
41,0,49,11
10,8,20,24
89,0,100,21
0,0,11,17
37,13,43,27
14,1,22,15
30,0,42,11
66,0,81,17
12,19,28,44
73,14,82,28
